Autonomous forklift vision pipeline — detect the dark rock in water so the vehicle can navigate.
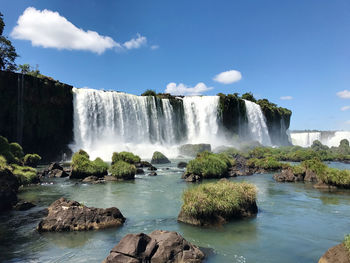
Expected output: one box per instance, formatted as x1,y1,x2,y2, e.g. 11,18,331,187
177,162,188,168
183,174,201,182
313,182,337,190
274,168,297,182
135,161,153,168
14,200,36,211
37,197,125,232
178,144,211,157
48,162,63,171
151,151,171,164
103,230,205,263
318,243,350,263
82,176,101,183
104,175,120,182
49,169,69,178
136,168,144,174
147,166,157,171
148,172,157,176
0,168,19,212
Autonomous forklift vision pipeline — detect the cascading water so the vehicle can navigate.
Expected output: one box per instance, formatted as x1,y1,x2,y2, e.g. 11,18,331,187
243,100,271,145
182,96,221,144
290,131,350,147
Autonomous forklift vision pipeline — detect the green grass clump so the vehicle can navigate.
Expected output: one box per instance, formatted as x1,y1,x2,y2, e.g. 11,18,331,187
109,160,136,180
181,180,257,218
9,142,24,159
71,150,108,178
246,157,284,170
23,153,41,167
344,235,350,251
11,164,37,184
186,152,231,178
112,151,141,164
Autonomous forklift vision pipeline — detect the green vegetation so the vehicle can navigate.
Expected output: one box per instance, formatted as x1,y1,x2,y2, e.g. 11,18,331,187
181,180,257,219
23,154,42,168
111,151,141,164
241,92,257,102
0,12,18,71
11,164,37,185
344,235,350,252
71,150,109,178
151,151,170,164
246,157,285,170
186,152,231,178
141,89,157,96
109,160,136,180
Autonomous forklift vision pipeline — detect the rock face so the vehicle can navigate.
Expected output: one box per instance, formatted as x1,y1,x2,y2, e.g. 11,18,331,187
0,168,19,212
151,151,171,164
318,243,350,263
178,144,211,157
37,197,125,232
103,230,205,263
274,167,319,183
42,162,69,178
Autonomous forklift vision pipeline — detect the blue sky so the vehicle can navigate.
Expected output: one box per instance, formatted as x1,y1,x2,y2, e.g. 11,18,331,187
1,0,350,130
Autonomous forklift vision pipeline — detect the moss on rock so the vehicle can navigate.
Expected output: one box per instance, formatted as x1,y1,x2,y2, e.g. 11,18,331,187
112,151,141,165
71,150,108,179
109,160,136,180
151,151,170,164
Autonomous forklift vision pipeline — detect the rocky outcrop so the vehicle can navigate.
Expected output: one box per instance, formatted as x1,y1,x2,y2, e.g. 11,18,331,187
0,168,19,212
103,230,205,263
274,167,319,183
177,162,187,168
13,200,36,211
37,197,125,232
318,243,350,263
41,162,69,178
151,151,171,164
178,144,211,157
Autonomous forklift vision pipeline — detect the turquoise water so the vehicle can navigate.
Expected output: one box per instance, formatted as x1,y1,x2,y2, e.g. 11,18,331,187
1,161,350,263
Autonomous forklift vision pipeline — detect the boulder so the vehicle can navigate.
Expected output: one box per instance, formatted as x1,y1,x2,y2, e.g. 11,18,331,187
148,172,157,176
183,174,201,182
177,162,188,168
147,166,157,171
0,168,19,212
318,243,350,263
49,169,69,178
48,162,63,171
103,230,205,263
82,176,102,183
178,144,211,157
13,200,36,211
313,182,337,190
304,169,318,182
135,161,153,168
151,151,171,164
273,168,297,182
37,197,125,232
136,168,144,174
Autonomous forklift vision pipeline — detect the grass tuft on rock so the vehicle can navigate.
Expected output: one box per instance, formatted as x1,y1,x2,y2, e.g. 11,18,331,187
23,153,42,167
185,152,232,178
181,180,257,219
112,151,141,165
109,160,136,180
71,150,108,178
11,164,37,184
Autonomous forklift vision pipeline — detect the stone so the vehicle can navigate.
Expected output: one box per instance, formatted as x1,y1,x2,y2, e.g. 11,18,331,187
49,169,69,178
0,168,19,212
148,172,157,176
177,162,187,168
151,151,171,164
103,230,205,263
136,168,144,174
304,169,318,182
13,200,36,211
318,243,350,263
37,197,125,232
273,168,297,182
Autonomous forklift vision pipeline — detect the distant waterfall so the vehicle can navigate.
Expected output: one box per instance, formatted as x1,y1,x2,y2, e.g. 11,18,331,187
183,96,220,144
244,100,271,145
290,131,350,147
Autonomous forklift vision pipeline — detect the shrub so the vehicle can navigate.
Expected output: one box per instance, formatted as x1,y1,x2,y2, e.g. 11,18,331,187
23,153,41,167
0,135,15,163
112,151,141,164
141,89,157,96
241,92,256,102
71,150,108,178
246,157,283,170
344,235,350,252
9,142,24,159
186,152,231,178
181,180,257,219
109,160,136,180
11,164,37,184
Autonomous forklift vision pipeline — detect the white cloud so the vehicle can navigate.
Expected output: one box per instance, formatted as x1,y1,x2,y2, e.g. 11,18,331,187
337,90,350,99
213,70,242,84
11,7,119,54
346,120,350,125
280,96,293,100
123,33,147,50
165,82,213,96
150,45,159,50
341,106,350,111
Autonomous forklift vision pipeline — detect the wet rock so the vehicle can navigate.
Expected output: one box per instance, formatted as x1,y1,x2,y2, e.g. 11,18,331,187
104,175,119,182
147,166,157,171
37,197,125,232
49,169,69,178
318,243,350,263
148,172,157,176
103,230,205,263
177,162,188,168
274,168,297,182
304,169,318,182
151,151,171,164
136,168,144,174
183,174,202,182
82,176,100,183
13,200,36,211
135,161,153,168
313,182,337,190
48,162,63,171
0,168,19,212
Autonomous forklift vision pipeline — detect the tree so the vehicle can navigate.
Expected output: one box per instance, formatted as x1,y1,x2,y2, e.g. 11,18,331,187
241,92,256,102
0,12,18,71
18,64,31,74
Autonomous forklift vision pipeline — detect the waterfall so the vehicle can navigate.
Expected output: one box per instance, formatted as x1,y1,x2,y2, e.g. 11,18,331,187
290,131,350,147
183,96,220,144
243,100,271,145
72,88,180,159
16,74,24,144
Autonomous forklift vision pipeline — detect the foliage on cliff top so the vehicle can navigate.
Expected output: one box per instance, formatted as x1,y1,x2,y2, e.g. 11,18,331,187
181,180,257,218
141,89,157,96
71,150,108,177
109,160,136,179
241,92,257,102
186,151,232,178
112,151,141,164
257,98,292,116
